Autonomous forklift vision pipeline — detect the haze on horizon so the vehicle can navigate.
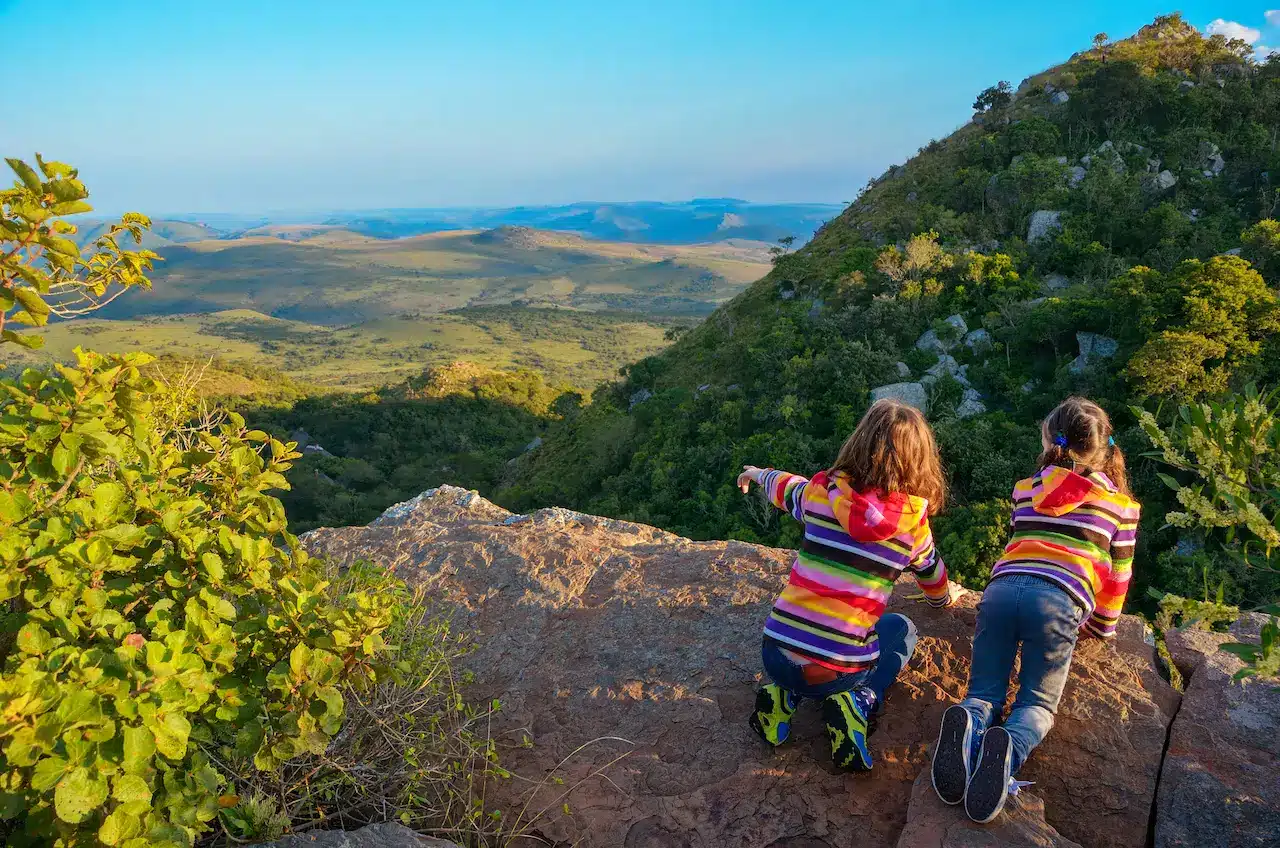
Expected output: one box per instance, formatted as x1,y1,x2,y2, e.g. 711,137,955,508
0,0,1273,215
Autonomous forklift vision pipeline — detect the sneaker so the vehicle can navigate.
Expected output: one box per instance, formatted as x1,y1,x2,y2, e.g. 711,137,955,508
822,690,872,772
965,725,1013,823
931,704,973,805
749,683,797,746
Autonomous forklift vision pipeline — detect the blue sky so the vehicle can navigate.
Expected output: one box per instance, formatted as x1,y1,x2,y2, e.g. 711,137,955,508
0,1,1274,213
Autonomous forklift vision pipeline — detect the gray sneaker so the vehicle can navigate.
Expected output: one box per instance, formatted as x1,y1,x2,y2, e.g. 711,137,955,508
931,704,973,805
965,725,1013,823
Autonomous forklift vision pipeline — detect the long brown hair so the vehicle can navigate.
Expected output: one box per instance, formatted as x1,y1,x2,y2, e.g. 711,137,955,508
830,399,947,514
1038,396,1131,496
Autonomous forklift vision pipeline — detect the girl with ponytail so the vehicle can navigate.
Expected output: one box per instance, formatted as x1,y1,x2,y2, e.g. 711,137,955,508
930,397,1141,824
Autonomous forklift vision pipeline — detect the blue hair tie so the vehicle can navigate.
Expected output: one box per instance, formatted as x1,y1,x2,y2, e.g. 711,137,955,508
1108,436,1115,447
1053,432,1068,448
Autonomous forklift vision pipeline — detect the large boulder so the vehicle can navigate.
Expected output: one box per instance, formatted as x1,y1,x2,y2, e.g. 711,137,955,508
1155,615,1280,848
955,388,987,419
304,488,1179,848
1027,211,1064,244
1069,332,1119,374
895,771,1082,848
254,822,460,847
872,381,929,413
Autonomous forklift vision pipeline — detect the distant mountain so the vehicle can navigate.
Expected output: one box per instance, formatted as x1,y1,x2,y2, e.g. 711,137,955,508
151,200,840,245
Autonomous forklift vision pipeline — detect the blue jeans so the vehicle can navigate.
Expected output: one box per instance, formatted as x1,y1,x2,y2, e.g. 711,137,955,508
960,574,1087,772
762,612,918,702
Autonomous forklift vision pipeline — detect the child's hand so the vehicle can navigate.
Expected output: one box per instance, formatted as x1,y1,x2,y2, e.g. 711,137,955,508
738,465,764,493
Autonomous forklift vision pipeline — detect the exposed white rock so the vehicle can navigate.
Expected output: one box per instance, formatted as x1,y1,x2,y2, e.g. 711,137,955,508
896,361,912,378
915,329,946,355
1221,247,1243,256
629,388,653,410
1067,165,1087,187
1044,273,1070,291
1069,332,1119,374
956,388,987,419
926,355,971,387
1050,90,1069,105
870,382,928,414
1021,379,1038,394
1151,169,1178,191
779,289,795,300
303,444,334,458
524,436,543,453
1055,156,1070,165
1179,79,1196,90
1199,141,1225,177
964,329,992,350
1028,210,1064,244
1188,208,1203,223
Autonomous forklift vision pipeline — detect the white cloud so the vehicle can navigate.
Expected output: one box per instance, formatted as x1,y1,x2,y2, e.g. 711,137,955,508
1267,10,1280,26
1257,44,1280,60
1207,18,1262,44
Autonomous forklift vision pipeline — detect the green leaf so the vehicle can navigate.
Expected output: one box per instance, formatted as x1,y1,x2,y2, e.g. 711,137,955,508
16,623,52,655
6,157,43,192
121,725,155,775
99,809,141,845
1,330,45,349
1157,473,1182,492
13,288,50,320
54,767,108,824
94,482,127,522
111,774,152,807
148,712,191,760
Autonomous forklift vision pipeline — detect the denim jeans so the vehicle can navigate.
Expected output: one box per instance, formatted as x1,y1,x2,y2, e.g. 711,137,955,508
762,612,918,702
960,574,1087,772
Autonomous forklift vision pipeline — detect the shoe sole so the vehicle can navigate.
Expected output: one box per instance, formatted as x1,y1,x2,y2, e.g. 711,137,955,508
965,726,1012,823
931,705,971,805
822,693,872,772
749,687,792,746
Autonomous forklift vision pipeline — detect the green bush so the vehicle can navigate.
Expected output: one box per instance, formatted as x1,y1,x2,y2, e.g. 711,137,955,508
0,350,399,846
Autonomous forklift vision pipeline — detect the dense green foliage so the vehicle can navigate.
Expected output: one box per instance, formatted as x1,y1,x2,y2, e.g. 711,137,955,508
0,158,516,846
245,362,567,532
500,16,1280,610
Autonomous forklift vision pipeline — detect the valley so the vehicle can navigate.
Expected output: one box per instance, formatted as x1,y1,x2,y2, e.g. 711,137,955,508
9,225,774,388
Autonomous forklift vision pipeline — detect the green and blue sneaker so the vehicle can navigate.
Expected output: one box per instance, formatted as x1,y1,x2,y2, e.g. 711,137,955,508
749,683,798,746
823,689,873,772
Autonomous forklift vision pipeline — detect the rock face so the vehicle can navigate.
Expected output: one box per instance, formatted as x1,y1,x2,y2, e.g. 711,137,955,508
872,381,929,413
895,771,1082,848
1027,211,1064,244
1069,332,1119,374
956,388,987,419
1155,615,1280,848
629,388,653,409
304,488,1179,848
255,822,460,847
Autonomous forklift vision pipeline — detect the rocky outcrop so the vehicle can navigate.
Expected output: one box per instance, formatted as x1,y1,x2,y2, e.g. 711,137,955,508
1156,615,1280,848
872,381,929,413
1069,332,1119,374
895,772,1082,848
1028,211,1064,244
305,488,1179,848
916,315,968,355
256,823,460,847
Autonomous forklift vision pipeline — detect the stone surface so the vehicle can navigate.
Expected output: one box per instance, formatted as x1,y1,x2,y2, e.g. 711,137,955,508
1067,166,1087,187
1069,332,1119,374
895,771,1082,848
628,388,653,409
896,361,913,378
1156,616,1280,848
1043,273,1070,292
1027,211,1064,244
1151,169,1177,191
963,329,992,351
956,388,987,419
872,381,929,413
1049,90,1069,105
944,314,968,336
304,488,1179,848
254,822,460,847
926,355,971,388
1199,141,1226,177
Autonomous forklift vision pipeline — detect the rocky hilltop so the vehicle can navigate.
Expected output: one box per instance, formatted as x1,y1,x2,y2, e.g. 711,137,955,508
301,486,1278,848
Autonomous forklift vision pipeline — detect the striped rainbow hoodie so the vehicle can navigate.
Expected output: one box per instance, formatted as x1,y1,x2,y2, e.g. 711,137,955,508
990,465,1140,638
760,468,951,673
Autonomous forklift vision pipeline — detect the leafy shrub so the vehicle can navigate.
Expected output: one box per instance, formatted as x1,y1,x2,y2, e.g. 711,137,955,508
0,350,399,846
220,561,513,843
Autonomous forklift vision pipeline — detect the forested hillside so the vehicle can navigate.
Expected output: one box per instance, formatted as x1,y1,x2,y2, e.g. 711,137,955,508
501,15,1280,609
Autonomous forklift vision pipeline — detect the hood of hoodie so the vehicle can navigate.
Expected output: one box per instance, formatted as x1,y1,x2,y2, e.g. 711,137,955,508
1032,465,1116,516
812,470,929,542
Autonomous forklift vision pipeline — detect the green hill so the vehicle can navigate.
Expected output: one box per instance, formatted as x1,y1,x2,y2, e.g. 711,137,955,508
99,225,770,323
499,15,1280,609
